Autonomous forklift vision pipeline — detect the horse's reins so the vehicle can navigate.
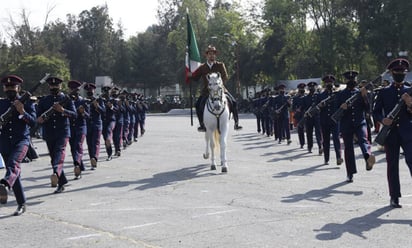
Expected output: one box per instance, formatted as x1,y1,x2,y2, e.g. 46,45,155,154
206,87,226,134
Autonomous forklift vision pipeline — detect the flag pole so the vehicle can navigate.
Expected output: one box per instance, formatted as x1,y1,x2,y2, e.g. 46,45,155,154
187,11,193,126
186,10,200,127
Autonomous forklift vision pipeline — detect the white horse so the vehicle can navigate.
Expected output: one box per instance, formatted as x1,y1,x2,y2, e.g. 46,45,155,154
202,72,230,173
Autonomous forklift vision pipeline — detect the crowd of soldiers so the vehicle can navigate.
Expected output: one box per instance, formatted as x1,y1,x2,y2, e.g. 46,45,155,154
251,58,412,208
0,75,149,216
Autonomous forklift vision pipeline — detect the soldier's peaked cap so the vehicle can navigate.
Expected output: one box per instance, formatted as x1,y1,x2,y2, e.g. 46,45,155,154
342,70,359,81
387,58,410,72
1,75,23,86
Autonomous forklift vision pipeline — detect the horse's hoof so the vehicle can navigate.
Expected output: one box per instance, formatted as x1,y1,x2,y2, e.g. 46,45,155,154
203,154,209,159
221,167,227,173
211,165,216,170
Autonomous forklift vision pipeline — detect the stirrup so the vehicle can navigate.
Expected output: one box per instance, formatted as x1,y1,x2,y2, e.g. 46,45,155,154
198,125,206,132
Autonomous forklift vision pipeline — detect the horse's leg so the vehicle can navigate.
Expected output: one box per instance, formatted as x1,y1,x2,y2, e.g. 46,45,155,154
203,131,210,160
220,111,230,173
210,130,217,170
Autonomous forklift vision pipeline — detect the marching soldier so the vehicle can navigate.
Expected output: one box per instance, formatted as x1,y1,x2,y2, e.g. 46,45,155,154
101,86,117,161
372,58,412,208
67,80,89,179
301,82,323,154
188,45,242,132
336,71,375,183
85,83,105,169
135,94,148,138
292,83,306,148
318,75,343,165
37,76,77,193
0,75,36,216
272,84,292,144
111,87,125,157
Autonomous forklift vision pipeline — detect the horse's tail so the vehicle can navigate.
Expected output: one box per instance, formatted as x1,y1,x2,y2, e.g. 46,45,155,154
213,129,220,154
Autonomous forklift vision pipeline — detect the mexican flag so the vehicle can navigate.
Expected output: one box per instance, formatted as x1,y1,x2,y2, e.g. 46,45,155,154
185,13,201,84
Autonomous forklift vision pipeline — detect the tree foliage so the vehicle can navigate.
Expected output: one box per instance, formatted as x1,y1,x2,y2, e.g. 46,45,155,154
1,0,412,97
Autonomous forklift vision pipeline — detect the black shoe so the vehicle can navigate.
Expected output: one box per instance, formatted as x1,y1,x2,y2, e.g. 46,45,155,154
197,125,206,132
390,198,402,208
133,138,138,142
115,151,121,157
54,185,65,194
366,154,375,171
337,158,344,165
287,140,292,145
346,174,353,183
0,183,8,204
74,166,81,178
13,205,26,216
106,155,112,161
234,124,243,130
91,157,97,169
50,173,58,187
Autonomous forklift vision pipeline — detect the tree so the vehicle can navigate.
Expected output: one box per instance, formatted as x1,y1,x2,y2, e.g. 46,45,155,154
10,55,70,95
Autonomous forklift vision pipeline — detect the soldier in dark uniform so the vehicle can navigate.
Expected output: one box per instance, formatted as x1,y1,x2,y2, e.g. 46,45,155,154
0,75,36,216
336,71,375,183
272,84,292,144
252,92,263,133
120,90,131,148
301,82,323,154
111,87,125,157
373,58,412,208
127,93,136,145
67,80,89,179
261,89,272,136
37,76,77,193
188,45,242,132
101,86,117,161
292,83,306,148
135,94,148,137
85,83,105,169
318,75,343,165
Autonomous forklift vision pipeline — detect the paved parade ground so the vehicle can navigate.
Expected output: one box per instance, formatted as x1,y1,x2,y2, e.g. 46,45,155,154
1,111,411,248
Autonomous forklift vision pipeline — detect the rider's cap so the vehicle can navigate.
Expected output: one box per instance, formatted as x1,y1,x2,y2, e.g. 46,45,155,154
205,45,218,54
46,76,63,85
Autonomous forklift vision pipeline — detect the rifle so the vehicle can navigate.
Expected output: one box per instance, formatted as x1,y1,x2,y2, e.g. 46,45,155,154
374,88,412,146
308,93,337,118
297,104,316,128
39,89,78,122
331,71,387,124
0,73,50,128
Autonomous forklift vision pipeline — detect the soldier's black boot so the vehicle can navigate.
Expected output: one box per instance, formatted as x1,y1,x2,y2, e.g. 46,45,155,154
196,96,206,132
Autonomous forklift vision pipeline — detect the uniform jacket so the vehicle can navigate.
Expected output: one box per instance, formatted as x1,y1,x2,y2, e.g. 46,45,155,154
317,89,338,126
335,87,369,132
0,96,36,149
37,92,77,140
373,83,412,141
192,61,228,96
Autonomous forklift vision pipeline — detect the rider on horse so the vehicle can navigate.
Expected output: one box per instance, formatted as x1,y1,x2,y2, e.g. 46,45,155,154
188,45,243,132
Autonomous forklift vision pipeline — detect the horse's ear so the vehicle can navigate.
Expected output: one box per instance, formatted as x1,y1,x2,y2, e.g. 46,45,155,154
207,73,211,81
217,72,221,78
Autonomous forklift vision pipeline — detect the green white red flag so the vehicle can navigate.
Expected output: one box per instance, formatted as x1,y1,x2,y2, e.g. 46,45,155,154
185,13,201,83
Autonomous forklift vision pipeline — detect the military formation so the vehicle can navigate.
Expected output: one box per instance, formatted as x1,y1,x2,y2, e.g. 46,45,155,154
252,58,412,208
0,75,148,216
